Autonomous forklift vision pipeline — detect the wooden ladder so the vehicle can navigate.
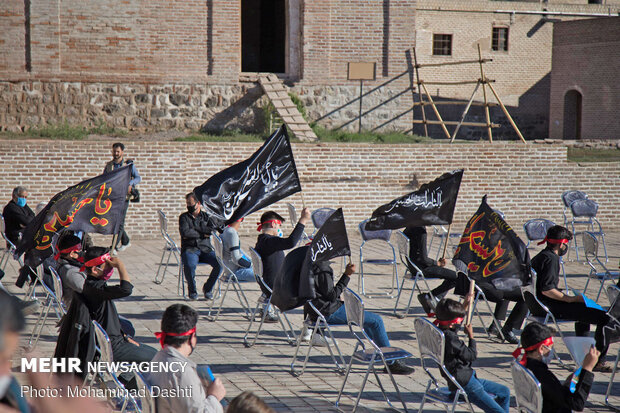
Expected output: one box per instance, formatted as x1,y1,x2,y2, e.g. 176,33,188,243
258,73,318,142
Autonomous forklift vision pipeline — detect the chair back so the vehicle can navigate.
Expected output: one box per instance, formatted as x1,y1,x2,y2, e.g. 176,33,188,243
249,247,270,292
48,267,65,312
562,190,588,208
157,209,168,236
570,199,598,218
0,214,16,250
582,231,598,262
511,361,542,413
394,231,410,264
521,282,547,317
311,208,336,230
607,285,620,321
135,371,155,413
92,320,114,363
358,220,391,242
523,219,556,242
343,288,365,329
287,203,298,227
414,317,446,366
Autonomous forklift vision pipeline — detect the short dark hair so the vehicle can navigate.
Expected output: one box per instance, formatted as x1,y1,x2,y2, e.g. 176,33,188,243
546,225,573,242
58,233,82,253
521,322,553,352
259,211,286,229
435,298,466,321
227,391,275,413
112,142,125,151
83,246,110,274
0,290,25,350
160,304,198,348
186,192,198,202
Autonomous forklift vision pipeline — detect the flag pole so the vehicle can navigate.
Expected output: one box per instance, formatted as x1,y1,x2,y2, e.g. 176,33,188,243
465,280,476,325
300,192,307,210
441,224,451,260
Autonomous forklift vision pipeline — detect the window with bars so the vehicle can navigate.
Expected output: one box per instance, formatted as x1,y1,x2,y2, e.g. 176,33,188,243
432,34,452,56
492,27,509,52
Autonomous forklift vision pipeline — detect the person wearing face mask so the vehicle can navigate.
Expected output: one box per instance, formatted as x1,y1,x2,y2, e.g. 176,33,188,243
179,192,223,301
2,186,34,249
531,225,611,372
514,322,599,413
81,246,157,389
147,304,226,413
435,297,510,413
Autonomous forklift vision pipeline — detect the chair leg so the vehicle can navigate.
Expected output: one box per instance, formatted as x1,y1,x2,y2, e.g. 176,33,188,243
231,277,251,318
351,356,375,413
279,312,297,345
605,348,619,410
29,300,52,350
243,301,264,347
291,319,316,377
393,272,409,317
377,354,409,412
335,347,357,410
207,278,232,322
154,247,167,284
321,321,346,372
417,382,431,413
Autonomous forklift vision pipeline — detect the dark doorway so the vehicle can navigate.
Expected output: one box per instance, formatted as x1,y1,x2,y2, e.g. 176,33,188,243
241,0,286,73
563,90,582,139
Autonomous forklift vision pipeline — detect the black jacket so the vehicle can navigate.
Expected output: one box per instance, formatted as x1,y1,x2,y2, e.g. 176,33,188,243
54,293,96,378
178,210,222,252
2,200,34,247
403,226,436,269
304,260,350,322
531,247,561,301
525,357,594,413
255,223,305,291
441,327,476,391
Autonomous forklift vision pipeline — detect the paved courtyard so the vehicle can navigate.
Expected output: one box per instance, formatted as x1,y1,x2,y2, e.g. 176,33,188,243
5,228,620,412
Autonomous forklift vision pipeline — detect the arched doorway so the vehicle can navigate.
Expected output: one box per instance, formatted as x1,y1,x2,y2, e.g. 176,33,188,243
241,0,286,73
563,90,582,139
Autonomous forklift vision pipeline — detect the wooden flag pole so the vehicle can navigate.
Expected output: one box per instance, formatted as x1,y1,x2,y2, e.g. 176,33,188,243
441,224,451,261
300,192,307,210
465,280,476,325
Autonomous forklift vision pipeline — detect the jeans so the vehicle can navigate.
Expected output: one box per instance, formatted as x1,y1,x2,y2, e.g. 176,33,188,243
234,266,255,282
326,304,390,348
181,249,221,296
111,337,158,389
462,374,510,413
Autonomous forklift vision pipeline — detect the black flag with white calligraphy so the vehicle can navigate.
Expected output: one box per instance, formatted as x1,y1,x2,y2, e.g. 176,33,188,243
193,125,302,225
15,165,132,267
365,169,464,231
452,196,531,291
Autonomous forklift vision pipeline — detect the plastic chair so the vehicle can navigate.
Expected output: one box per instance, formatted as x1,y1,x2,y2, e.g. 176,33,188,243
459,271,506,342
561,190,588,226
582,231,619,302
153,210,184,294
414,317,475,413
357,220,398,297
206,234,251,322
523,219,569,292
286,203,309,243
566,197,607,262
511,361,542,413
335,288,412,412
243,248,296,347
134,371,155,413
605,285,620,410
311,207,336,237
392,230,436,318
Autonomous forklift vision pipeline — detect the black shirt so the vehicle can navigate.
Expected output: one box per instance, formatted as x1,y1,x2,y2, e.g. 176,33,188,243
178,210,222,252
525,357,594,413
441,327,476,391
531,247,561,301
255,223,305,289
2,200,34,247
305,260,350,321
82,276,133,345
403,226,436,269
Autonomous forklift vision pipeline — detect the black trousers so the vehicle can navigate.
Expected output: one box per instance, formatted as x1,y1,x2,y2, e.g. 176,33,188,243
477,283,528,331
111,337,158,389
421,265,459,297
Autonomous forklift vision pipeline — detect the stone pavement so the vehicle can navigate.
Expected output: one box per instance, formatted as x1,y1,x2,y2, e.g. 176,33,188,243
5,228,620,412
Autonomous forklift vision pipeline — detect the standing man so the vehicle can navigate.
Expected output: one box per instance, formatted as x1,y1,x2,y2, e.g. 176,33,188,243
3,186,34,248
179,193,222,301
103,142,141,253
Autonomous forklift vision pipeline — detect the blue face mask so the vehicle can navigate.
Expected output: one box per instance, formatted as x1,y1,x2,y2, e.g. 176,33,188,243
16,197,27,207
276,229,284,238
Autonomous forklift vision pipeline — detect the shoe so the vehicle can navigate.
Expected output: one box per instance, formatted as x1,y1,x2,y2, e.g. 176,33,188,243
500,328,519,345
188,293,199,301
264,313,279,323
204,292,214,300
417,293,436,316
301,327,312,342
311,334,337,347
487,323,500,337
116,242,131,252
19,300,40,316
385,359,415,375
593,361,612,373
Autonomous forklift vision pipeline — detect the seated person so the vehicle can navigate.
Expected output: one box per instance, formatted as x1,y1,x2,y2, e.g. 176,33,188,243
434,298,510,413
81,246,157,389
54,233,87,306
306,260,414,375
179,192,222,300
148,304,226,413
2,186,34,248
221,218,253,282
531,225,610,371
227,391,275,413
514,322,598,413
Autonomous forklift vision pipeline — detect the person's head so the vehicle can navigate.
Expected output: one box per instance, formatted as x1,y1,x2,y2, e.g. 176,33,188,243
435,298,466,330
0,290,25,382
516,322,554,364
82,246,113,280
258,211,285,235
229,217,244,230
56,232,82,261
226,391,275,413
112,142,125,162
157,304,198,356
11,186,28,206
35,202,46,215
186,192,201,215
542,225,573,257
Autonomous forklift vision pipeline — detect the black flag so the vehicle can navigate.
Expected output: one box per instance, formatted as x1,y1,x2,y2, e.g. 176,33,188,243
452,196,530,290
193,126,302,224
365,169,463,231
15,166,132,266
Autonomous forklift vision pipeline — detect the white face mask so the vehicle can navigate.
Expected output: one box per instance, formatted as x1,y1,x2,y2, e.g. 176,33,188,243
276,229,284,238
0,375,12,399
541,347,554,365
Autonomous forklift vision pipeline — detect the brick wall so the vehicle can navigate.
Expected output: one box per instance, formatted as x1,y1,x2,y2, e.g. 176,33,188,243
0,141,618,243
549,17,620,140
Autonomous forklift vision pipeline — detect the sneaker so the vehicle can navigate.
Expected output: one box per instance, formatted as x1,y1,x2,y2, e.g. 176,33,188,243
19,300,40,316
385,359,415,375
417,293,437,316
188,293,199,301
311,334,337,347
116,242,131,252
264,313,279,323
301,327,312,342
593,361,613,373
204,292,214,300
500,328,519,345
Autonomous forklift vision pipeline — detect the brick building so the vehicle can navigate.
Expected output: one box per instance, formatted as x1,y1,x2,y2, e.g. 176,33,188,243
0,0,618,138
549,17,620,139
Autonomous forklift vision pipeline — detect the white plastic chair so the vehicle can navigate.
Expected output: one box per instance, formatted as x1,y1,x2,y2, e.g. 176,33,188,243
357,220,398,297
511,361,542,413
582,231,619,302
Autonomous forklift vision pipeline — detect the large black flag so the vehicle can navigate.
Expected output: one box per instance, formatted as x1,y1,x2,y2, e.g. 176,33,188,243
452,196,530,290
193,126,302,224
272,208,351,312
16,165,132,266
365,169,463,231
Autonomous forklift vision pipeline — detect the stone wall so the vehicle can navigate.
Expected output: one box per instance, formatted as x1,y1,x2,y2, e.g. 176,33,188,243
0,140,618,242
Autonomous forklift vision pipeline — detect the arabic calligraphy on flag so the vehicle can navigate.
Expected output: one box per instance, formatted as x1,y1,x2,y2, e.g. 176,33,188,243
365,169,463,231
193,125,302,224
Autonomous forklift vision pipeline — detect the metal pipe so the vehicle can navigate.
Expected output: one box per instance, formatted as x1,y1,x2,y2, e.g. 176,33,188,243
417,7,618,17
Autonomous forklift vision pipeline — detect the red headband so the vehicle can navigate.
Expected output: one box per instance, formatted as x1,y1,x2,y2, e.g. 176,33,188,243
154,327,196,348
80,252,111,272
257,219,281,232
54,244,81,261
512,336,554,365
433,317,464,327
537,237,569,246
